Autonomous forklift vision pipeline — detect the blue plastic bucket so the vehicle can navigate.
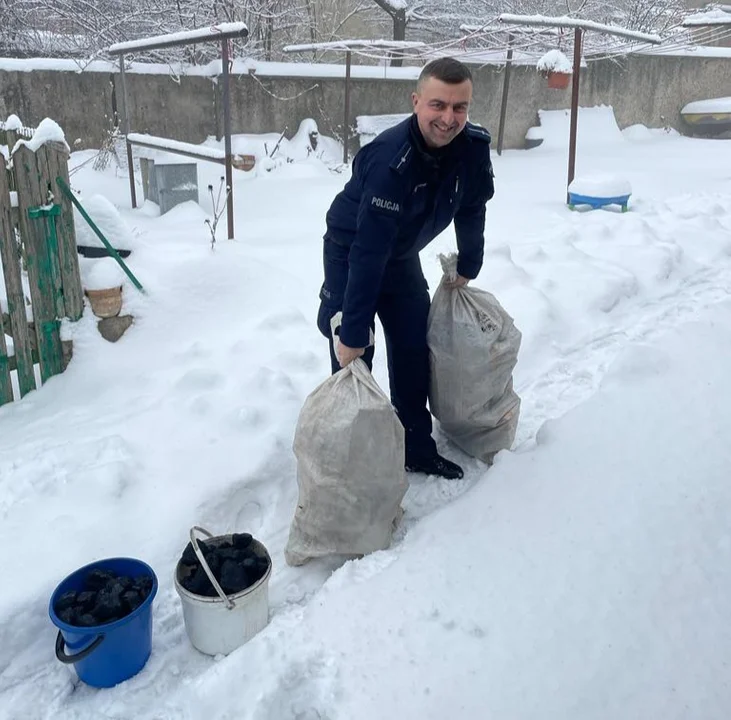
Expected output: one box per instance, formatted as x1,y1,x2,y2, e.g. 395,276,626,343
49,557,158,688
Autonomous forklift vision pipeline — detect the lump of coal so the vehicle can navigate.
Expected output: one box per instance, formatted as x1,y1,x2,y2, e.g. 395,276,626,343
54,568,154,628
85,569,116,591
203,552,221,575
133,575,154,600
55,591,77,613
233,533,253,550
76,613,98,627
122,590,143,613
58,607,76,625
77,591,96,612
93,585,125,622
187,566,216,597
220,559,248,594
178,534,270,597
181,540,208,565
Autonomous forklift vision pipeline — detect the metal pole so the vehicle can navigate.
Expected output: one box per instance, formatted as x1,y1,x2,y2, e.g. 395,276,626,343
497,32,514,156
221,39,235,240
343,50,352,165
567,27,583,203
119,55,137,209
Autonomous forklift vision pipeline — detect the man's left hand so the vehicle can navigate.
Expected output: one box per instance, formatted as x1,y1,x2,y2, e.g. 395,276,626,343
444,274,470,289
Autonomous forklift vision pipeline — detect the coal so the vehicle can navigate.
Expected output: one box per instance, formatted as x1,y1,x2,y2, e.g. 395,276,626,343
178,535,269,597
86,569,116,591
219,559,249,594
54,568,153,628
233,533,253,550
181,540,208,565
77,591,96,611
55,591,77,613
122,589,143,613
133,575,153,599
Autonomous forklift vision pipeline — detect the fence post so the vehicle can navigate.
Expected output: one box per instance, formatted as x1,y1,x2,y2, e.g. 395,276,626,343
45,144,84,320
0,152,36,398
13,144,64,383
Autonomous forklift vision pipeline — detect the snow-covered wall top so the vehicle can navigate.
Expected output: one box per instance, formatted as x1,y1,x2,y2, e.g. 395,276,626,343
0,50,728,154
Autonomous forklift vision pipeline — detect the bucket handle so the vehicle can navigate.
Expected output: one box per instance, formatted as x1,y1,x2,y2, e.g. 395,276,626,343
190,526,236,610
55,631,104,664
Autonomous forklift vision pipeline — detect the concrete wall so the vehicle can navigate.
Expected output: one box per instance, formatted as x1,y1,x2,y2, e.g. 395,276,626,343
1,53,729,154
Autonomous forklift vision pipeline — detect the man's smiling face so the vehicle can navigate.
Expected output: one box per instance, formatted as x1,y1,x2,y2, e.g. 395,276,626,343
412,76,472,148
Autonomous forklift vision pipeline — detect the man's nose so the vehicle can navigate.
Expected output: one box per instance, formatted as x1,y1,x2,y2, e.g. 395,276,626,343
441,107,455,126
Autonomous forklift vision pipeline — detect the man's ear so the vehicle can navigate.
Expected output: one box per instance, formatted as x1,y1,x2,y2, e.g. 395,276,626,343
411,92,419,111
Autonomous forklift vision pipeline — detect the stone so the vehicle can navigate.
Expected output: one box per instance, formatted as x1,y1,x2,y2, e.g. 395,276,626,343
97,315,134,343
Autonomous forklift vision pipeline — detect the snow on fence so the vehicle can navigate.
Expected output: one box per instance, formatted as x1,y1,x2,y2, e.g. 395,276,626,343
0,116,34,148
0,118,83,406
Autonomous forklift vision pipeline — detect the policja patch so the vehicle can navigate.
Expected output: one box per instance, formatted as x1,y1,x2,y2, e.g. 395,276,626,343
369,194,401,215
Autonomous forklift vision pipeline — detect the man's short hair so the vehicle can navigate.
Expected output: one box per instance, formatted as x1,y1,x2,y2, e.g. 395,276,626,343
417,57,473,90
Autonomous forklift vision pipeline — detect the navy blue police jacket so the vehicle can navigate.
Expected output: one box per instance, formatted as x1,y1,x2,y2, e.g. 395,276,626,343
324,113,494,349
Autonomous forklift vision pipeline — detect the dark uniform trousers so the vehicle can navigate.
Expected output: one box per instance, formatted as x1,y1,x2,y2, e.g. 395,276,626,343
317,237,437,463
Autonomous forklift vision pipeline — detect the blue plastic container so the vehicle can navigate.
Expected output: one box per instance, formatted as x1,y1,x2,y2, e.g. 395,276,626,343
49,557,158,688
568,191,631,212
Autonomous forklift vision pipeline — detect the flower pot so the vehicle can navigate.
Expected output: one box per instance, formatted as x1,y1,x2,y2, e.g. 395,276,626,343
86,286,123,318
547,71,572,90
232,154,256,171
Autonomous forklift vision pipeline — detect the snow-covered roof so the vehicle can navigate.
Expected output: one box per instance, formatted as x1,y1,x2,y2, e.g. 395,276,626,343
108,22,249,55
683,8,731,25
498,13,663,43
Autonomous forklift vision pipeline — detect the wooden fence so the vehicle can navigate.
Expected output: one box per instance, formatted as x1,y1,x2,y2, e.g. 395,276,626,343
0,124,83,406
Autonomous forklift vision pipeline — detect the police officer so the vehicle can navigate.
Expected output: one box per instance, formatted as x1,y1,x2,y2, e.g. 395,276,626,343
317,57,495,480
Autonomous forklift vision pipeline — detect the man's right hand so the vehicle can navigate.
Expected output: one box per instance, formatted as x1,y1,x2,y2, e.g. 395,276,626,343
336,340,365,368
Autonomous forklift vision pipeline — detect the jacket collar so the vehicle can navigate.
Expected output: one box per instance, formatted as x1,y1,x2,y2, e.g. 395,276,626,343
408,114,466,169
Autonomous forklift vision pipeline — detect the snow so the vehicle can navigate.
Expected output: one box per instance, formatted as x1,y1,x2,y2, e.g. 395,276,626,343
569,174,632,197
376,0,407,9
498,13,663,43
527,105,625,150
1,107,731,718
283,40,426,53
108,22,249,55
0,56,423,80
236,58,421,79
536,49,573,73
83,258,127,291
683,8,731,25
74,194,137,253
2,114,24,132
11,117,69,154
131,120,341,175
682,96,731,114
638,44,731,58
126,133,225,161
356,113,411,146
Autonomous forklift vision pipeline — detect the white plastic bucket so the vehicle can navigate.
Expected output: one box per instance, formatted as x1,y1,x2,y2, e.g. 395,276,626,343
174,526,272,656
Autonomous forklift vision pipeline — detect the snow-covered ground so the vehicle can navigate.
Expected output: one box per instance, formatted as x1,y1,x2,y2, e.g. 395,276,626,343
1,107,731,719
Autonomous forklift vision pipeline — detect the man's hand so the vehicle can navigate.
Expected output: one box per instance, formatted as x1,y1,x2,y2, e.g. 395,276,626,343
336,340,365,368
443,274,470,289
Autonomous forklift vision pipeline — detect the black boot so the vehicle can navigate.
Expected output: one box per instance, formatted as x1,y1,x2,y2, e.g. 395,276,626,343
405,454,464,480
